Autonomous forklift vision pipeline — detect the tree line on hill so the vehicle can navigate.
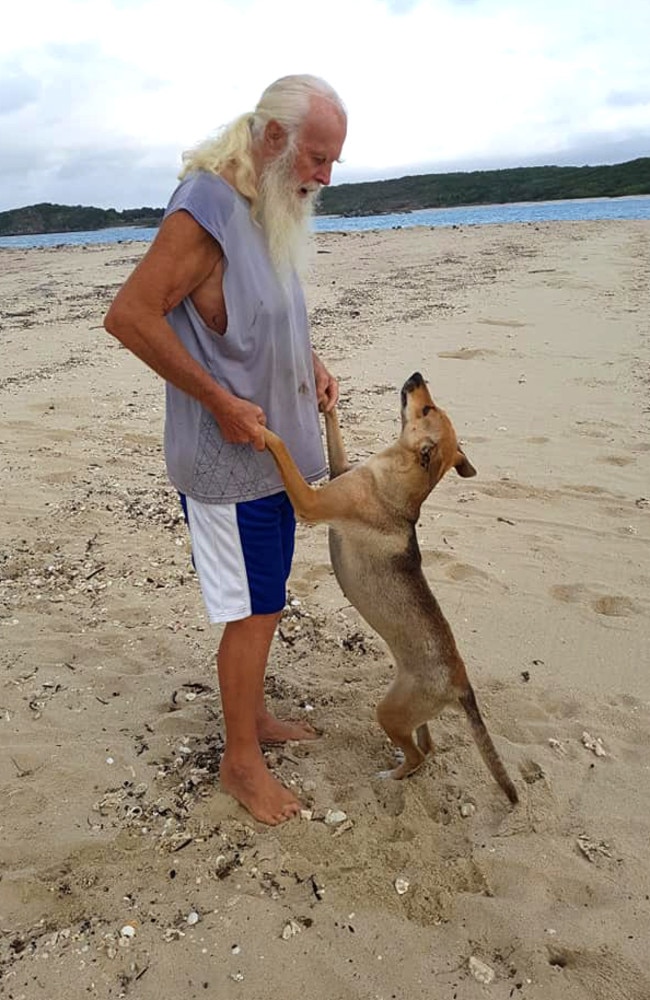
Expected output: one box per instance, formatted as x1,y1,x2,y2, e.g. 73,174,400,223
1,159,648,236
0,204,163,237
318,158,650,216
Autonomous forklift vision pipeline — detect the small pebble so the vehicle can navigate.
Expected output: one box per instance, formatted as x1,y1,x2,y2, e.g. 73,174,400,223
581,731,607,757
324,809,347,826
281,920,302,940
331,819,354,838
394,877,410,895
460,802,476,818
469,956,496,984
187,911,200,925
120,924,136,938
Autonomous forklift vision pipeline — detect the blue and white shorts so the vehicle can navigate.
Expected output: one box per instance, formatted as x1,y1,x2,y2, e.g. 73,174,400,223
179,491,296,623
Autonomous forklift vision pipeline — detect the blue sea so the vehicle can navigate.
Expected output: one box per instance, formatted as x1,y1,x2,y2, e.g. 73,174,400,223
1,195,648,250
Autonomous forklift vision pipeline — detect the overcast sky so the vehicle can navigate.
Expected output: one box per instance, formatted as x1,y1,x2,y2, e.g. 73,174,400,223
1,0,648,212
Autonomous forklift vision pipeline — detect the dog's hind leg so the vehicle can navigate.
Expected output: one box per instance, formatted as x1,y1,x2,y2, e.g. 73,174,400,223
416,723,433,756
376,689,430,780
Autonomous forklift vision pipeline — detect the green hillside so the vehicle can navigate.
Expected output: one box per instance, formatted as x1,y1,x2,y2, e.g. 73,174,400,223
318,158,650,216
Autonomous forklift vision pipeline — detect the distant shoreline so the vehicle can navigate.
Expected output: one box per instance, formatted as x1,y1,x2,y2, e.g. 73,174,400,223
2,157,648,237
2,194,649,250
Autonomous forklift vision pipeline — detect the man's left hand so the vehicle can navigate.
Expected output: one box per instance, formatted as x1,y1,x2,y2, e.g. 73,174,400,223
312,351,339,412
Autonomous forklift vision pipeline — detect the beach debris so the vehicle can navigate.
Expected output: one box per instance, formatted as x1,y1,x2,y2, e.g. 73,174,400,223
163,927,185,942
300,809,314,821
186,911,200,926
520,759,545,785
577,834,612,864
520,670,530,682
394,876,410,895
469,956,496,984
231,945,241,955
230,971,244,982
635,497,649,509
281,920,303,940
581,731,607,757
459,802,476,818
324,809,348,826
548,738,567,755
518,374,527,384
331,819,354,838
497,516,516,525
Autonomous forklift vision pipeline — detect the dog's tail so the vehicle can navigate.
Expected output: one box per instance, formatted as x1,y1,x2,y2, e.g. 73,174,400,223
459,686,518,805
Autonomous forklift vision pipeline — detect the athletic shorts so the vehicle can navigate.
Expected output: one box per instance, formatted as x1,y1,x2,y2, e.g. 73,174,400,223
179,491,296,623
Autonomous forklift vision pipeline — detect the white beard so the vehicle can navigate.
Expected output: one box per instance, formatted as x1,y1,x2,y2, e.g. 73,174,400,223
257,148,321,282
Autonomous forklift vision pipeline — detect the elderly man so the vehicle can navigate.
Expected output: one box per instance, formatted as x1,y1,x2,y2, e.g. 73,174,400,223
104,75,347,825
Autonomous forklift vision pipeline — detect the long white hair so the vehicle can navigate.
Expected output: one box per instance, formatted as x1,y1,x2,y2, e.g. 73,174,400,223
179,74,346,212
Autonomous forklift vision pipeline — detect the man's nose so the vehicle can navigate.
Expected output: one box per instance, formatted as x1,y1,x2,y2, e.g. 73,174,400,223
315,163,332,186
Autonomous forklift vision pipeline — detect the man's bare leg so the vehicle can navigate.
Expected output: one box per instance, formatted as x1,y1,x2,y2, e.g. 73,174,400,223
217,613,306,825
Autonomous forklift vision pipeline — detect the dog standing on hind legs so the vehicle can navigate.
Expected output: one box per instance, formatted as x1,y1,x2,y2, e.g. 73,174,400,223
263,372,518,805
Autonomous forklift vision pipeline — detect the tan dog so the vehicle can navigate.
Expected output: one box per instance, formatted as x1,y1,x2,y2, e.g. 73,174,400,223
263,372,518,804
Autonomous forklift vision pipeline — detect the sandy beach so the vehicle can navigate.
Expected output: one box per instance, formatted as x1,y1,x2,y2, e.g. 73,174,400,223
1,219,649,999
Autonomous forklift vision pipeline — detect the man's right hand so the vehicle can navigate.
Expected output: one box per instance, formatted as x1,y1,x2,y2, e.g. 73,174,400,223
216,395,267,451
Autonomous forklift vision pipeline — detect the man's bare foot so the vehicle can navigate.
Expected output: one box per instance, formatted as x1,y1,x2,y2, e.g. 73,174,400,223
256,711,320,744
220,750,301,826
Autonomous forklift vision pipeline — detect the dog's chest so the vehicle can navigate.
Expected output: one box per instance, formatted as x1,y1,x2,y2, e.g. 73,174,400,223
328,525,409,628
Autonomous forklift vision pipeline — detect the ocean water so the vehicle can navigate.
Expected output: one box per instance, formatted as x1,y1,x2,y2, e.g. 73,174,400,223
1,195,648,250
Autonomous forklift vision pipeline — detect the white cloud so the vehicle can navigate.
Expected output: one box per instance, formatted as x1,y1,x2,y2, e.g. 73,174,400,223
0,0,648,210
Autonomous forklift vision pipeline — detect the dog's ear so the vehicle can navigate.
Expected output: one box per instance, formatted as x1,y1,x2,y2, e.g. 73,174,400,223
455,446,476,478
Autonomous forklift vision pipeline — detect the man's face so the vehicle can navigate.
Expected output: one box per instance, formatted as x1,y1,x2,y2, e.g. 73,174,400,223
257,100,347,279
291,103,347,195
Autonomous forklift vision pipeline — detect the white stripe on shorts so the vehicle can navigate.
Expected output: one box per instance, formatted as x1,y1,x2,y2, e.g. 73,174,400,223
183,496,252,623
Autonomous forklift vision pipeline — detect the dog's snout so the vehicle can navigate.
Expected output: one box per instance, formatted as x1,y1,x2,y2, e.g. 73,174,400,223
403,372,425,394
401,372,425,409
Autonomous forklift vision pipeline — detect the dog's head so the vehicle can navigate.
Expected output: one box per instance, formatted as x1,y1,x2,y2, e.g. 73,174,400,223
400,372,476,485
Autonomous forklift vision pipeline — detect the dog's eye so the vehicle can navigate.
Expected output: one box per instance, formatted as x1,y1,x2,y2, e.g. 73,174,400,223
422,406,433,416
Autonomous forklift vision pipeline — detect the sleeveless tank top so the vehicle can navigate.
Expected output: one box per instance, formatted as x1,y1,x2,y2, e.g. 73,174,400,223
162,171,326,503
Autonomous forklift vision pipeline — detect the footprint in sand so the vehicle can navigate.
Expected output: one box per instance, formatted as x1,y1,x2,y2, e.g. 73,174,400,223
437,347,497,360
445,562,491,584
550,583,640,617
421,549,454,568
477,318,528,328
597,454,636,467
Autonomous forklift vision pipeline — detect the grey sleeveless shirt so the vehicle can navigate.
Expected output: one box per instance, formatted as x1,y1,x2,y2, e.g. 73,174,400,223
163,171,326,503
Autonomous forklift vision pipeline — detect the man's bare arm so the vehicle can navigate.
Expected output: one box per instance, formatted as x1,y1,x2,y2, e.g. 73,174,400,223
104,211,266,449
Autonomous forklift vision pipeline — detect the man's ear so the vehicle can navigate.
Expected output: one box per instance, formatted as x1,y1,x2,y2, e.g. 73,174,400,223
455,446,476,478
264,119,287,155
